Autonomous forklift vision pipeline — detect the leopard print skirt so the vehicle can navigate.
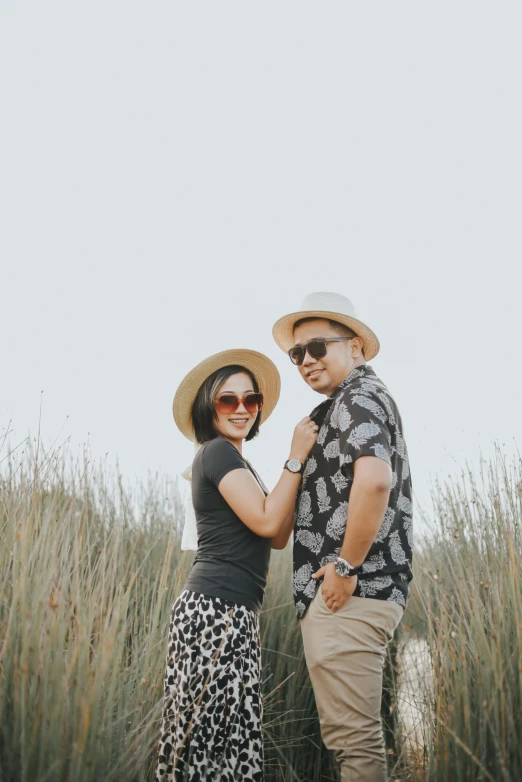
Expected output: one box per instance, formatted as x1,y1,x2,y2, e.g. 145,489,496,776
155,590,263,781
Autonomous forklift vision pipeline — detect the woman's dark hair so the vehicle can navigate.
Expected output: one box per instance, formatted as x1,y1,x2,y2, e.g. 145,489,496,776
191,365,261,444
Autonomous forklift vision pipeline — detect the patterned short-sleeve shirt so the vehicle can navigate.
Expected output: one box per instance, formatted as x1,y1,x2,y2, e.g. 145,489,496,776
293,365,413,619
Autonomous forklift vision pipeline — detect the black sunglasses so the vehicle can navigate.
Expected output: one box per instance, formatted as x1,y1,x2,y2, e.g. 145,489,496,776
288,337,353,366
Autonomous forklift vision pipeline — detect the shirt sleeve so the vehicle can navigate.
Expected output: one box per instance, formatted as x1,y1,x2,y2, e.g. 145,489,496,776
337,389,393,471
202,438,249,487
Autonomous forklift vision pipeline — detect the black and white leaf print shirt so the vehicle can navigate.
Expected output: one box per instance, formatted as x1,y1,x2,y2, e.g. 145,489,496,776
293,365,413,619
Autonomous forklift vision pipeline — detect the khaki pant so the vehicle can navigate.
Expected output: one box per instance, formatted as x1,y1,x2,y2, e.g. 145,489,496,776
301,588,402,782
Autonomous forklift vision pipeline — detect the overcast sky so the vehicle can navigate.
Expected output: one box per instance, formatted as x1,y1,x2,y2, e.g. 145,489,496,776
1,1,521,519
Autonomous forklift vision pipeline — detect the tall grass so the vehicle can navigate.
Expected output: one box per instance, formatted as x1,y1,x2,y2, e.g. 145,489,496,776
0,439,189,782
416,451,522,782
1,434,521,781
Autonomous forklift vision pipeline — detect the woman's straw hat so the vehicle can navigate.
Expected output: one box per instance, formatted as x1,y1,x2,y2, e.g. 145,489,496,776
173,348,281,441
272,292,380,361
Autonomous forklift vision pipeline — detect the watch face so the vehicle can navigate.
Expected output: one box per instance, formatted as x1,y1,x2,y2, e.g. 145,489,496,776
287,459,302,473
335,559,350,577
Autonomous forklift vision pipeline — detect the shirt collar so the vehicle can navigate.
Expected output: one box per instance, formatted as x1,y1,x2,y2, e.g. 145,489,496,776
334,364,376,397
309,364,376,423
309,397,333,427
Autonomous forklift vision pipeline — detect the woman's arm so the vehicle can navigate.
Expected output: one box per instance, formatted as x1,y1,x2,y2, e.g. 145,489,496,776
218,417,317,539
271,505,295,549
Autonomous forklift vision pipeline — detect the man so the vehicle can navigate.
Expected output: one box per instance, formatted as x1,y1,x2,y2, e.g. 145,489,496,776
272,291,413,782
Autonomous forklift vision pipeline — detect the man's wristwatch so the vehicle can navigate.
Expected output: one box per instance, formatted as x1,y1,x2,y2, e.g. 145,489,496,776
335,556,363,579
284,458,304,474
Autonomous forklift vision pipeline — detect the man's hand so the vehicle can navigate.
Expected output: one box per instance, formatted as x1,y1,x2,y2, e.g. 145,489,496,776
312,562,358,612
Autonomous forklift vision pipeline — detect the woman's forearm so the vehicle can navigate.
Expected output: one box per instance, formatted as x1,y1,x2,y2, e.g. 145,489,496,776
271,505,295,549
263,468,301,530
219,416,317,538
219,465,301,538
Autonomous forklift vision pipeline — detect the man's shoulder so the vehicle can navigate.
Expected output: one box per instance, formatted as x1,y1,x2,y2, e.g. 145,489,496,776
337,370,400,427
339,370,389,404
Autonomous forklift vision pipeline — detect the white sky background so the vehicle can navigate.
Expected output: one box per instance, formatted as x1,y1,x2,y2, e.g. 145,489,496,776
1,2,521,520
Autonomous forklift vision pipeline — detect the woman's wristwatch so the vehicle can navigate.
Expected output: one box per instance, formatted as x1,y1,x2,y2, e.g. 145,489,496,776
284,459,304,474
335,556,363,578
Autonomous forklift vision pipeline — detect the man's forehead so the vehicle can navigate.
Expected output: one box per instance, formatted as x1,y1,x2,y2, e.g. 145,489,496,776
293,318,337,343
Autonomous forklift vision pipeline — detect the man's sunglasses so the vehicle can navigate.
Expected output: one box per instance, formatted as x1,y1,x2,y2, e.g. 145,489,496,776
214,392,264,415
288,337,353,366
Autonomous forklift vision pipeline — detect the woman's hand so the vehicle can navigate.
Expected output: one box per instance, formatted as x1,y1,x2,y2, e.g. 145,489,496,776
289,416,319,463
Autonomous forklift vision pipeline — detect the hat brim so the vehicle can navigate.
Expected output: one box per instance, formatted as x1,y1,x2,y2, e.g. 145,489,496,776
272,310,380,361
173,349,281,441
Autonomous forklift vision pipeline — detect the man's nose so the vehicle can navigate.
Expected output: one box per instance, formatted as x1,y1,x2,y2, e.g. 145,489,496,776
302,349,317,366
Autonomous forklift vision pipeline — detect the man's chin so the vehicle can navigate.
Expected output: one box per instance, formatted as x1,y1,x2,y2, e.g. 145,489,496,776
307,375,331,395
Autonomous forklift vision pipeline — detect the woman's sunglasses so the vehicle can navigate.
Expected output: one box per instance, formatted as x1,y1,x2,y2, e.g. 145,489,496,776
214,392,264,415
288,337,353,366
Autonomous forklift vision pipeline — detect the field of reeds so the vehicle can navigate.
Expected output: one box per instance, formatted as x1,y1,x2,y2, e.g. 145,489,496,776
1,431,521,781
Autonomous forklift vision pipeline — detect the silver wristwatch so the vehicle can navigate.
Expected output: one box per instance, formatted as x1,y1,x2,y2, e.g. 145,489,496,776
284,458,304,474
335,556,362,579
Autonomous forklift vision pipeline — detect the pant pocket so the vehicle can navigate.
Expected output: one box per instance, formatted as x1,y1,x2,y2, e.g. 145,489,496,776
317,585,335,614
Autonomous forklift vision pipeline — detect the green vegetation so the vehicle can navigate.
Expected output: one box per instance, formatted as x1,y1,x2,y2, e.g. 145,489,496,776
1,436,521,781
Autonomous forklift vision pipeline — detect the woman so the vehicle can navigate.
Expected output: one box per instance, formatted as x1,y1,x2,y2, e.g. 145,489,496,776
155,349,317,781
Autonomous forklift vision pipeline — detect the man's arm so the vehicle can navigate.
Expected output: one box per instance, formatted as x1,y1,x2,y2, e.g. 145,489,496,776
313,456,392,611
339,456,392,565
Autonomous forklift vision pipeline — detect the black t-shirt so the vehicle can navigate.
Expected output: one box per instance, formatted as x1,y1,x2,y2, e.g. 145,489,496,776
185,437,272,614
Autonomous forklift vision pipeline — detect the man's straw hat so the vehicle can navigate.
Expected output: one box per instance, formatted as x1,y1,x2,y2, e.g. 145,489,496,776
173,348,281,441
272,291,380,361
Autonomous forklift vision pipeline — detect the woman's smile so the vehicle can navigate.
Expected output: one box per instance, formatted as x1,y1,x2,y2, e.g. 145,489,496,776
229,417,249,428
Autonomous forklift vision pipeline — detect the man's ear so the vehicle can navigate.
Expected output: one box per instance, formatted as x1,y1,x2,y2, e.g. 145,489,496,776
351,336,364,358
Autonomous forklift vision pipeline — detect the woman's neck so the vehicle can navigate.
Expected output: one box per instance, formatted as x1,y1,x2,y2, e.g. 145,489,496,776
219,434,243,454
